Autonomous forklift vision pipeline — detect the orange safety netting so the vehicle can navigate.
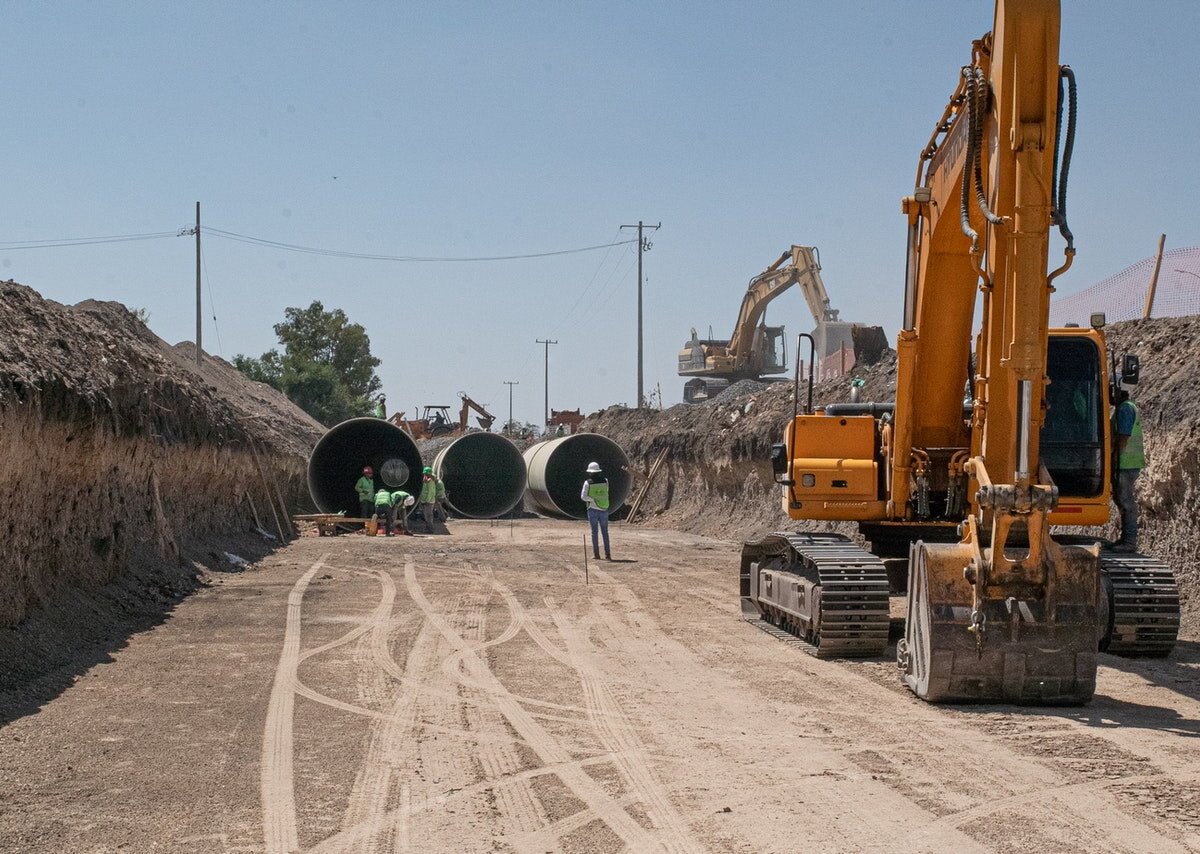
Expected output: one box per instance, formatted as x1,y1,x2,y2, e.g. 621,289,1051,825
1051,246,1200,326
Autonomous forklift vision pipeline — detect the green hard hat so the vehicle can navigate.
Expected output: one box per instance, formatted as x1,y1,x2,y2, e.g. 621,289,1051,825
423,466,433,474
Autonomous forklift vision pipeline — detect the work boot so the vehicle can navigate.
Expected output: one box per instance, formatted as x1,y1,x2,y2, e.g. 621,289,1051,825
1112,541,1137,553
593,552,601,560
605,553,612,561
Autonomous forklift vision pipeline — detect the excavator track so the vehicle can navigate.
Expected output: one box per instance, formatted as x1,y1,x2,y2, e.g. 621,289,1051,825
1101,553,1180,657
740,532,890,659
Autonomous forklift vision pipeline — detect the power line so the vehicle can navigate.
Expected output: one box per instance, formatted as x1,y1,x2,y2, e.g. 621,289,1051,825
0,227,636,262
0,232,175,249
203,227,636,262
200,241,223,358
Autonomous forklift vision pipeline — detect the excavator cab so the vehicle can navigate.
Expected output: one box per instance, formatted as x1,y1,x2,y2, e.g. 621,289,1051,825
756,324,787,375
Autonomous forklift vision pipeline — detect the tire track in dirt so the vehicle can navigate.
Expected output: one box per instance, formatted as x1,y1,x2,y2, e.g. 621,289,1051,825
400,556,665,851
581,562,994,851
547,605,704,854
260,554,329,854
457,565,552,842
339,569,442,853
309,750,660,853
594,559,1200,851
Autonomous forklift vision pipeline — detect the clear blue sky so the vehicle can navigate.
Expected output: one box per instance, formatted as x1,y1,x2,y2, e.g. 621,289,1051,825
3,1,1197,425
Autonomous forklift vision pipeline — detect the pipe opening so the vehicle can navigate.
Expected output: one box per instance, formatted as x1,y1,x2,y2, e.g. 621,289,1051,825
524,434,631,519
434,433,526,519
307,417,424,515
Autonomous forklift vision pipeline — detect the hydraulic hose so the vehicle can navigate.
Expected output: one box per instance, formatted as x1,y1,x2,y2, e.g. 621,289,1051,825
1052,66,1077,253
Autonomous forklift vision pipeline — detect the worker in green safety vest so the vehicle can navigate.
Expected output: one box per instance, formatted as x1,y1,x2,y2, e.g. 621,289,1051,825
581,461,612,561
355,466,375,520
391,490,415,535
1112,387,1145,553
374,488,396,536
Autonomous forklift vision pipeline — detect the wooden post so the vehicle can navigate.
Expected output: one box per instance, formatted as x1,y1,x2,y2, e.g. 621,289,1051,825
248,441,287,542
1144,233,1166,319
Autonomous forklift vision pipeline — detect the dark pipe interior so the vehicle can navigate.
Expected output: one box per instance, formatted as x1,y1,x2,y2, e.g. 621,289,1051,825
543,435,631,517
438,434,526,518
307,417,423,515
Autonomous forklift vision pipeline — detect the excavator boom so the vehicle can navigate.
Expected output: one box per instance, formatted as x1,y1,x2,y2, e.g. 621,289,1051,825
740,0,1178,704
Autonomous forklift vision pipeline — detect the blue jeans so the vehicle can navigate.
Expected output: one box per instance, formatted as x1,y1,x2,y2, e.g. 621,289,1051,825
1116,469,1139,547
587,508,610,558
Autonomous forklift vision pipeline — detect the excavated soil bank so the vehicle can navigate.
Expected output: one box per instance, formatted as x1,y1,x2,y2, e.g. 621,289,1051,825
582,317,1200,634
0,281,324,702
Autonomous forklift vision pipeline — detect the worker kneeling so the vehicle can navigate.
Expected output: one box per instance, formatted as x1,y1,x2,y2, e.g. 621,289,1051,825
391,490,415,536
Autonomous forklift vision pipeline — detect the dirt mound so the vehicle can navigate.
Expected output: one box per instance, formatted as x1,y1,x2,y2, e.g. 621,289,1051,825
582,318,1200,628
0,280,324,695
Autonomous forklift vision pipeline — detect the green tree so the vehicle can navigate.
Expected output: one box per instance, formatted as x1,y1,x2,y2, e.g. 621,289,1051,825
234,301,381,426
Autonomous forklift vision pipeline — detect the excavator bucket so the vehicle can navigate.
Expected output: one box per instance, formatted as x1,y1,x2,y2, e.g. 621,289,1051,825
899,540,1099,704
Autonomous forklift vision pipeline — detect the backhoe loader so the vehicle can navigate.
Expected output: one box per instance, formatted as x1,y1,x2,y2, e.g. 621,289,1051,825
740,0,1179,703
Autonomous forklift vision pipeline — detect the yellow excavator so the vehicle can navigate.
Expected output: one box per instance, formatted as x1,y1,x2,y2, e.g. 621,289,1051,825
740,0,1178,703
678,245,873,404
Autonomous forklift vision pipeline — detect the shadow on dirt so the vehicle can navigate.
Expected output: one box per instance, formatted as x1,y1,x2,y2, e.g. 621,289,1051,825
1098,640,1200,705
943,641,1200,736
0,534,280,728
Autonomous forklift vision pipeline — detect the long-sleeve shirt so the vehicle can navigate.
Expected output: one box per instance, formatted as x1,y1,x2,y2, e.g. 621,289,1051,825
355,476,375,501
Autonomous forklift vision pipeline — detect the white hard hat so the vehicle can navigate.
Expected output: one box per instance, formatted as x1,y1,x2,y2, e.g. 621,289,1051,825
404,495,415,507
586,461,602,473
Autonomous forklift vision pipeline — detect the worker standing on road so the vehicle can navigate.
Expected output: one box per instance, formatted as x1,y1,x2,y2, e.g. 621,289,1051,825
434,471,450,522
418,466,440,533
391,490,415,535
374,487,395,536
356,466,375,520
581,461,612,561
1112,387,1145,553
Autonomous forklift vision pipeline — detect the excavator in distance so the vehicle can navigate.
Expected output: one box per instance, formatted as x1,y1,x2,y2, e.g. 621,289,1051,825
677,245,877,404
740,0,1179,703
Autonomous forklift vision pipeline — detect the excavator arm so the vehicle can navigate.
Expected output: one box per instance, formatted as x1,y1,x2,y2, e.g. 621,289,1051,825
894,0,1104,703
727,245,828,361
458,393,496,431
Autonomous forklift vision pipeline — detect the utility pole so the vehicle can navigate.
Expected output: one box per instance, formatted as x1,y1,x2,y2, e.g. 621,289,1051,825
503,380,519,435
620,220,660,407
536,338,557,427
177,202,203,365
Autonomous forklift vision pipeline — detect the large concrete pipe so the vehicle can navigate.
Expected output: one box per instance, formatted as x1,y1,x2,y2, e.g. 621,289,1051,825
308,417,423,515
523,434,631,519
433,432,526,519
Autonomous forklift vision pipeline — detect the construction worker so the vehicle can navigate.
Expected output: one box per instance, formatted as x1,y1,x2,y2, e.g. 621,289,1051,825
418,466,440,533
1112,387,1145,553
355,466,375,520
581,461,611,561
391,490,415,535
374,487,394,536
434,471,449,522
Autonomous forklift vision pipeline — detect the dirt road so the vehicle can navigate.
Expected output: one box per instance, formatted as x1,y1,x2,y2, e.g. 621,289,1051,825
2,519,1199,853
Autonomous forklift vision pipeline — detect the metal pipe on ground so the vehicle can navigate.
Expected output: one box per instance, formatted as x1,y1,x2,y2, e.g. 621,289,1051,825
307,417,423,515
433,433,526,519
523,434,631,519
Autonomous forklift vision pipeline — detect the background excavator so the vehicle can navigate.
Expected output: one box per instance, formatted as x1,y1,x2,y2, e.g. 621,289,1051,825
740,0,1179,703
457,392,496,432
677,245,880,404
388,393,496,439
